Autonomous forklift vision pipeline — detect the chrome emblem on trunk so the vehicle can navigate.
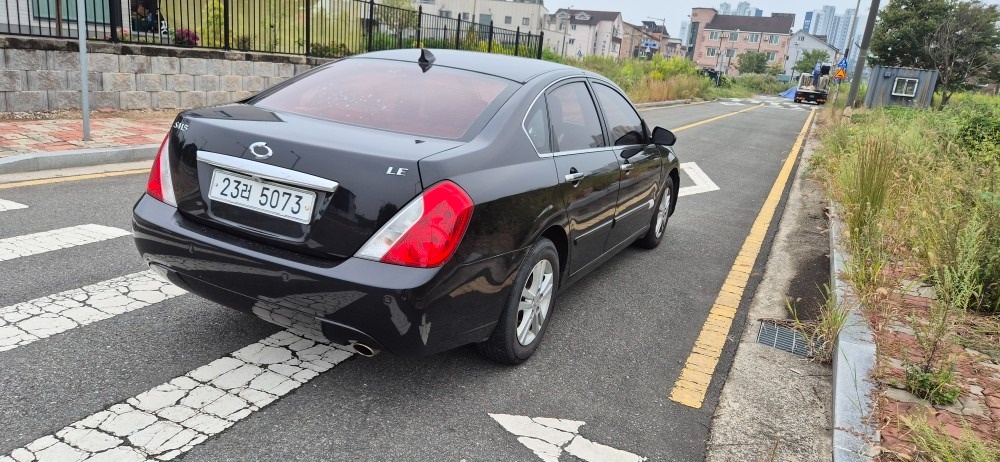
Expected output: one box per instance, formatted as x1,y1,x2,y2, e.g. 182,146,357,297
249,142,273,160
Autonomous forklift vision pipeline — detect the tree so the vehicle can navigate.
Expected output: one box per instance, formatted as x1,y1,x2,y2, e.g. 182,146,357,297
870,0,951,70
377,0,418,32
872,0,1000,106
925,1,1000,105
793,49,831,74
736,51,767,74
766,62,785,76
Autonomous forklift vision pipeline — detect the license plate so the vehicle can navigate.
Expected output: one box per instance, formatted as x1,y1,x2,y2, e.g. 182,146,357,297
209,170,316,224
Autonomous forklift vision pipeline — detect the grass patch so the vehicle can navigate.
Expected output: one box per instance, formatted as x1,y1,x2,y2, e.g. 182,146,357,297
899,415,1000,461
786,284,852,364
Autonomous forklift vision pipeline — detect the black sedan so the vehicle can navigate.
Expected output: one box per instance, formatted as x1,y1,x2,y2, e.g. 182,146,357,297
133,49,680,364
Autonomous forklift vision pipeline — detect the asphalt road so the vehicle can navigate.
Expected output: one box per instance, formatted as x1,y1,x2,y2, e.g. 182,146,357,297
0,98,813,462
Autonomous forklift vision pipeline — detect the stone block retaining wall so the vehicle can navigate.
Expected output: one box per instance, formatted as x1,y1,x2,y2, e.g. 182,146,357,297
0,37,335,113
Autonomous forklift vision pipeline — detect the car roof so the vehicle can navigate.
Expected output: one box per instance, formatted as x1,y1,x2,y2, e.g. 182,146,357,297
348,49,590,84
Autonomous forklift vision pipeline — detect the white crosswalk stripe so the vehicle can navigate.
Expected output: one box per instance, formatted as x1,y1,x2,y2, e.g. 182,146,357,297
0,270,185,352
0,224,130,262
0,199,28,212
2,330,352,462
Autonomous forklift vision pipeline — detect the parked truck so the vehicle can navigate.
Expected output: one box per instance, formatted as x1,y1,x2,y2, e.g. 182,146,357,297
794,64,831,105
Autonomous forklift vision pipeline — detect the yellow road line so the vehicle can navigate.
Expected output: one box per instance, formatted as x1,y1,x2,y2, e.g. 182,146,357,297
669,108,817,409
671,103,763,132
0,169,149,190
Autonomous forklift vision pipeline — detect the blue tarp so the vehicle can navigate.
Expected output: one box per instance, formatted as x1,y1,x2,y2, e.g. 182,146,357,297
780,87,797,99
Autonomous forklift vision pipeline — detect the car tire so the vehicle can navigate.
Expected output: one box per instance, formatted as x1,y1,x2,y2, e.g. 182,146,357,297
635,177,675,249
477,237,560,365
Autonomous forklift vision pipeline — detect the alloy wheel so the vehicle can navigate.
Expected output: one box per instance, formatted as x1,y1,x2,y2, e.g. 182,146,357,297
516,259,554,346
654,186,671,239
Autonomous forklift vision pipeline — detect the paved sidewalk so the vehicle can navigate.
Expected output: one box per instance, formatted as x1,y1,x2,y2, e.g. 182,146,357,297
0,116,174,158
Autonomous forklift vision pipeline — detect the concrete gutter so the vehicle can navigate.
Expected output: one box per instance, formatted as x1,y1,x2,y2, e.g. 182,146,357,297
829,209,879,461
0,144,159,175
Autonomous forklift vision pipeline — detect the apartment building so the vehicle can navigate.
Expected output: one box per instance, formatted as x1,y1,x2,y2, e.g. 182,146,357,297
544,9,624,58
687,7,794,76
414,0,549,35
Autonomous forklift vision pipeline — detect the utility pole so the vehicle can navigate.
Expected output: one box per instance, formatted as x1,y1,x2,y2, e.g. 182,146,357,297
847,0,881,108
833,0,863,106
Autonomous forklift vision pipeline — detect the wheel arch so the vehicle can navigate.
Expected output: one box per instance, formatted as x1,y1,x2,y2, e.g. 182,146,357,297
668,167,680,217
540,225,568,281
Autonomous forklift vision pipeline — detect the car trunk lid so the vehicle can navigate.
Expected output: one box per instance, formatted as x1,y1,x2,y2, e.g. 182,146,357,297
169,105,463,259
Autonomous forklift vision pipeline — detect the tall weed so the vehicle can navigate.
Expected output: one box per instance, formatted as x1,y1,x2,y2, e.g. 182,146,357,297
836,132,897,299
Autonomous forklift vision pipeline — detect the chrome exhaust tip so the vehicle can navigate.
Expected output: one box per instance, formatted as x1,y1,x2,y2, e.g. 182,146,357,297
349,342,378,358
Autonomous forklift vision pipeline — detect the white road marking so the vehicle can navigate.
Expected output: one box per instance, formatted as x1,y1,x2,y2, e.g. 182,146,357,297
0,224,130,262
718,101,745,106
2,330,352,462
490,413,646,462
0,271,185,352
0,199,28,212
679,162,721,197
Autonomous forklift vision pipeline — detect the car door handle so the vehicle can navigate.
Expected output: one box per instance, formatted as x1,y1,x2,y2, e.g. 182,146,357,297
565,172,586,182
620,163,633,173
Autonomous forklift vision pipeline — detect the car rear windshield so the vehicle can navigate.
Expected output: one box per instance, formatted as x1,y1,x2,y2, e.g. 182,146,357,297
255,58,515,140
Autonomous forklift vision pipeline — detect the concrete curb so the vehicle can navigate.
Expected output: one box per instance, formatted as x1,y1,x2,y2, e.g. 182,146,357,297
830,208,879,462
0,144,159,175
634,99,696,109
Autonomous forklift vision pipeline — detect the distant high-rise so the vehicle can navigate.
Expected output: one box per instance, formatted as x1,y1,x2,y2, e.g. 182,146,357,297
831,8,856,53
803,11,814,32
679,21,691,46
719,2,733,15
735,1,751,16
752,8,763,17
812,5,838,38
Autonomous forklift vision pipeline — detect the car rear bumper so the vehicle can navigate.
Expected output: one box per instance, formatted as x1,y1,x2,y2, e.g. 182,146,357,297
132,194,524,356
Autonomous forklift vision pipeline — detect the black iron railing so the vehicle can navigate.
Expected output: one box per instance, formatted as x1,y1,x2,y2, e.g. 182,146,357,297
0,0,544,59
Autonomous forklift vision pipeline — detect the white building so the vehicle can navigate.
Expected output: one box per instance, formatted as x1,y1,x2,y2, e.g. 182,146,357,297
785,29,839,77
413,0,550,35
544,9,624,58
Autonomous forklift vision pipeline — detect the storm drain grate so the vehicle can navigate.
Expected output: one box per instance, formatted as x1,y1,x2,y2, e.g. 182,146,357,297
756,320,811,357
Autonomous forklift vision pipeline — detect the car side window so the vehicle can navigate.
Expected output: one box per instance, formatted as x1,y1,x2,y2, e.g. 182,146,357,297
546,82,606,152
593,83,645,146
524,98,551,154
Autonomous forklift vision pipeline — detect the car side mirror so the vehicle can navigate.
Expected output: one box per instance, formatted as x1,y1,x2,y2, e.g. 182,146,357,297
652,127,676,146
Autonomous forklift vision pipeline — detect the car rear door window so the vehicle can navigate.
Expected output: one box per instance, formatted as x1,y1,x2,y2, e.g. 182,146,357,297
524,98,551,154
592,83,644,146
255,59,515,140
546,82,606,152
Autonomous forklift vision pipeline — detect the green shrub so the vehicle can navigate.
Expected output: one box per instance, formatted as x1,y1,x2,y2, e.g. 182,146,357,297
904,363,961,405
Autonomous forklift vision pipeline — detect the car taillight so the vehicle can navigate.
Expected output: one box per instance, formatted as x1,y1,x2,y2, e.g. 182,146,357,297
355,181,474,268
146,134,177,207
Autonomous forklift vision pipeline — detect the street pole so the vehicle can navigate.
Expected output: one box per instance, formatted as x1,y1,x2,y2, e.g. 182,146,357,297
847,0,881,108
77,0,90,141
833,0,862,107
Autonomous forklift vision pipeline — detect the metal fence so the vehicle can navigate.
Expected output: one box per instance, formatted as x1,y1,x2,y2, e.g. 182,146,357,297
0,0,544,59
